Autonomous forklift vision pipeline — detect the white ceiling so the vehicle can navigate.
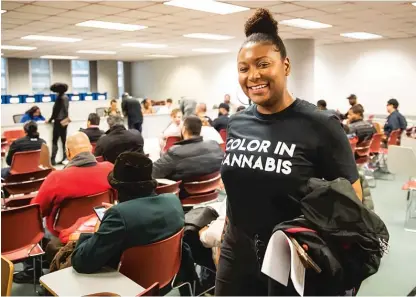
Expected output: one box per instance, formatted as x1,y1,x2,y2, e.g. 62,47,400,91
1,1,416,61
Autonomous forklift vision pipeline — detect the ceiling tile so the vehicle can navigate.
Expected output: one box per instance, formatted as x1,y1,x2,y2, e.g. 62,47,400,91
1,17,33,25
99,2,155,9
1,1,25,10
33,1,91,10
286,9,329,18
62,10,104,20
14,5,68,15
115,10,161,19
268,3,306,13
140,3,185,14
2,11,48,21
76,4,129,15
222,1,282,8
148,15,183,23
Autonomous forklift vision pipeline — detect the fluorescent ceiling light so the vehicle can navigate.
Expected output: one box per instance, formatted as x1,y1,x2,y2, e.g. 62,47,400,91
76,20,147,31
164,0,249,15
22,35,81,43
41,55,79,59
184,33,234,40
340,32,383,40
122,43,167,49
192,48,229,53
1,45,37,51
146,54,177,58
279,18,332,29
412,2,416,6
1,10,7,14
77,50,116,55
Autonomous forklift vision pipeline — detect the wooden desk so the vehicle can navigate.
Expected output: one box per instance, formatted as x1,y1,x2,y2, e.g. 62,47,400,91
40,267,144,296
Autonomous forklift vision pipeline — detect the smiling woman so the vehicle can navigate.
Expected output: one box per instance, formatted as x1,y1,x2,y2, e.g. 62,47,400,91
216,8,362,296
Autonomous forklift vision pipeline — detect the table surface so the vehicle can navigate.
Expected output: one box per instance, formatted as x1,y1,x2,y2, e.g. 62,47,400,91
40,267,144,296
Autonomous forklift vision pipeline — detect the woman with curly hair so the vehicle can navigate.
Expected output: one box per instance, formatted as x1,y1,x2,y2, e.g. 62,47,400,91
48,82,70,165
216,9,362,295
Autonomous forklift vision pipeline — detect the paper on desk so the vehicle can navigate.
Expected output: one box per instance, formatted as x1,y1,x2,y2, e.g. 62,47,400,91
261,230,305,296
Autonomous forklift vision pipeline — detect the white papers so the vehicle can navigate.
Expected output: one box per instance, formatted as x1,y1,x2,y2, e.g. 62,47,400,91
261,230,306,296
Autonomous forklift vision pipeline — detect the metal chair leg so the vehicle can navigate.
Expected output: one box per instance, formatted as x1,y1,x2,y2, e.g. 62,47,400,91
33,257,37,293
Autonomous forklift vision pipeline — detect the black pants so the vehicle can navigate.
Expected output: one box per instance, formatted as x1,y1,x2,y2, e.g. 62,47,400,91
51,121,67,162
132,121,142,133
215,224,296,296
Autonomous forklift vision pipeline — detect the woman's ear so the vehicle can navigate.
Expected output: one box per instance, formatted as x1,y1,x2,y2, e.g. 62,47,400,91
284,57,291,76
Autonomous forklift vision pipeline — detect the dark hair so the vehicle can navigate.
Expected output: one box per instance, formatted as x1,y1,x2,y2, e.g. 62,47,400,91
166,98,173,103
50,82,68,95
242,9,287,59
107,115,124,128
387,98,399,109
237,105,246,112
88,113,100,126
351,104,364,117
183,115,202,136
317,100,327,108
25,105,41,118
24,121,39,138
110,99,117,104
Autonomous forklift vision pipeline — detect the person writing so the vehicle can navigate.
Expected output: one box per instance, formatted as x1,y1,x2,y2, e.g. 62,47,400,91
105,99,121,116
48,82,70,165
216,9,361,296
20,106,46,123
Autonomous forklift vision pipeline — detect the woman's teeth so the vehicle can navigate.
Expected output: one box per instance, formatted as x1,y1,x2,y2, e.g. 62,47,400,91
249,84,267,90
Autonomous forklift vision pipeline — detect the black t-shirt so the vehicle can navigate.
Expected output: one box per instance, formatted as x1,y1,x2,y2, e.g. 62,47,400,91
221,99,359,237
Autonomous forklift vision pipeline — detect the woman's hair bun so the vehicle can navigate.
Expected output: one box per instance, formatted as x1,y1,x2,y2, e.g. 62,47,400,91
50,82,68,94
244,8,278,38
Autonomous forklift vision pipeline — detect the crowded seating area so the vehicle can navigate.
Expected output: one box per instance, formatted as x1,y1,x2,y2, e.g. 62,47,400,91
1,1,416,296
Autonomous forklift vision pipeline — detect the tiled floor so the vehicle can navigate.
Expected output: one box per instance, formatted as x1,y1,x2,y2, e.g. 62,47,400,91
10,175,416,296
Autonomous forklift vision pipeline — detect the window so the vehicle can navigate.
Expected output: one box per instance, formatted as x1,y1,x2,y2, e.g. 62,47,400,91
31,59,51,94
72,60,90,93
1,58,6,95
118,61,124,98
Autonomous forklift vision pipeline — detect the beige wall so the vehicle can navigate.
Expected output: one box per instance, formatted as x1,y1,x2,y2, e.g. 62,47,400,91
51,59,72,90
97,60,118,99
7,58,30,95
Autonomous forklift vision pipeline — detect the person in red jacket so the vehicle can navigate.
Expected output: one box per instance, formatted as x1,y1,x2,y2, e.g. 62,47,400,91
31,131,114,238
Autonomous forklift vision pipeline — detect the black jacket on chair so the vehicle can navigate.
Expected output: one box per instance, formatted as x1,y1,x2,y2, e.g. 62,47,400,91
94,125,144,163
79,127,105,143
121,97,143,129
152,136,223,181
72,193,185,274
212,115,229,132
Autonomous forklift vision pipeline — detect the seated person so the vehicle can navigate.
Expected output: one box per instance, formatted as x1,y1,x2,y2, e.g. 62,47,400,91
95,115,144,163
384,98,407,137
157,98,174,114
196,103,213,126
212,103,230,132
72,152,184,274
200,117,224,145
20,105,46,123
344,105,376,144
79,113,105,143
152,116,223,195
317,99,341,121
160,108,182,149
1,121,46,179
31,132,114,238
105,99,122,117
142,98,155,115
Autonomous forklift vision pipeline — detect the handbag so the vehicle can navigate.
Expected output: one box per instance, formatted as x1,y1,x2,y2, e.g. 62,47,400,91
60,117,71,127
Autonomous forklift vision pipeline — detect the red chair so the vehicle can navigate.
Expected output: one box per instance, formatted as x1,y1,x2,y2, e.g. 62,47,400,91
181,172,221,206
2,169,52,208
163,136,181,153
1,204,45,292
181,191,219,207
137,282,160,296
91,143,97,154
370,133,383,155
219,143,226,152
355,138,372,165
96,156,104,162
156,180,181,196
349,137,358,154
119,228,192,295
10,150,42,175
219,129,227,142
3,130,25,143
53,191,113,232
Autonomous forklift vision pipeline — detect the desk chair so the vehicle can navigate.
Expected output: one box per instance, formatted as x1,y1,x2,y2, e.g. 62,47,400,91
54,191,113,232
1,256,13,296
386,145,416,232
156,180,181,196
3,129,25,143
349,137,358,155
12,114,24,124
163,136,181,153
91,143,97,154
1,204,45,293
96,156,104,162
10,150,42,175
2,168,52,208
39,143,54,169
181,172,221,207
355,138,375,187
219,129,227,142
119,228,192,295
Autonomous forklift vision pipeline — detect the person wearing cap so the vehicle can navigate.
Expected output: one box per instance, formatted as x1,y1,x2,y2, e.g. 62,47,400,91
212,103,230,132
344,104,376,145
384,98,407,137
71,152,184,274
343,94,363,120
